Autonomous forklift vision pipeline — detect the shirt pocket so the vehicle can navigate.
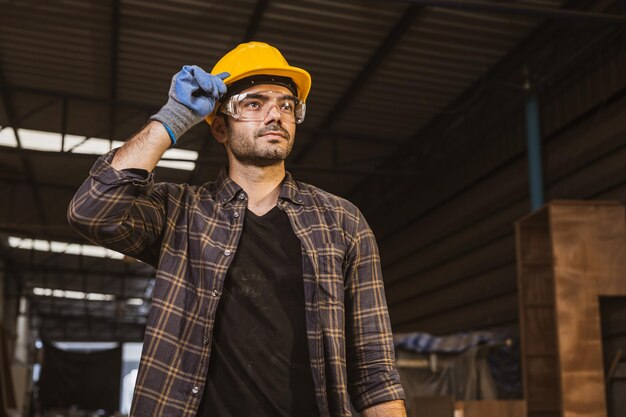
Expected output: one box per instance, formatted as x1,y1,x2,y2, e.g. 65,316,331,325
316,243,346,305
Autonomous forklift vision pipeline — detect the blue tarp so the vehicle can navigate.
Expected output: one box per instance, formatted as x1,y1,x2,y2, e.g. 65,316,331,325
394,331,509,354
394,331,522,398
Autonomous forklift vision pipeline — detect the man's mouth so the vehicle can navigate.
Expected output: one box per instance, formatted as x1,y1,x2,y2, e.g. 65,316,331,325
260,131,286,138
257,130,290,142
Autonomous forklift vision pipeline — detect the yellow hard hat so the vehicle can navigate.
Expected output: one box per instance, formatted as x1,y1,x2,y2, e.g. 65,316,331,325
205,42,311,125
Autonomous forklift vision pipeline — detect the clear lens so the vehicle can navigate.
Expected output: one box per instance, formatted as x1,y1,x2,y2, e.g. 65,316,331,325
221,90,306,124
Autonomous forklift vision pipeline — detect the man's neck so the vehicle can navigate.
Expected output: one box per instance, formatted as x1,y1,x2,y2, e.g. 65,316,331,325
228,160,285,216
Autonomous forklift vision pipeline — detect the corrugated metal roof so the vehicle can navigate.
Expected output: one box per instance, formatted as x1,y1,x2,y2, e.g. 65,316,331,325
7,0,616,340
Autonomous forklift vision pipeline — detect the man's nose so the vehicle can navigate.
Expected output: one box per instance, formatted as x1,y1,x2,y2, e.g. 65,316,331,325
263,103,283,123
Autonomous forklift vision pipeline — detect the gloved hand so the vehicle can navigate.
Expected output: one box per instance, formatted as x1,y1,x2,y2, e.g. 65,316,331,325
150,65,229,142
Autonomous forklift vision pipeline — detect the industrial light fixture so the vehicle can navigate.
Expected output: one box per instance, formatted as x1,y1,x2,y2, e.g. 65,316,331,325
33,287,115,301
0,127,198,171
8,236,124,260
126,298,145,306
32,288,145,306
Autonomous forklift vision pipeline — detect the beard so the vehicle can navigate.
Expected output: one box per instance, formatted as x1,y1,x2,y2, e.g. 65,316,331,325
227,122,294,167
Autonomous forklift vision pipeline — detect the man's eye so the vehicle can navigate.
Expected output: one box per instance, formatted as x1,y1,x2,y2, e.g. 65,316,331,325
243,101,262,109
280,102,295,111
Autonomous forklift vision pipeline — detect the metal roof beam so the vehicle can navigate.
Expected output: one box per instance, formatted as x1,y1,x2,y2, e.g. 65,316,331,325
244,0,269,42
35,311,147,326
291,5,423,163
7,264,153,279
3,85,401,147
348,0,606,210
399,0,626,23
0,62,50,227
108,0,120,138
6,84,159,111
0,222,75,237
37,322,145,342
109,0,120,102
0,98,58,132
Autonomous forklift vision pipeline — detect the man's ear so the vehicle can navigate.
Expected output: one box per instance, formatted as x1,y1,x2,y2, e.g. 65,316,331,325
211,117,228,144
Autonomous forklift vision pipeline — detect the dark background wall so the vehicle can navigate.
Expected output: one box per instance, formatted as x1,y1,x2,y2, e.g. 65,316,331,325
364,28,626,334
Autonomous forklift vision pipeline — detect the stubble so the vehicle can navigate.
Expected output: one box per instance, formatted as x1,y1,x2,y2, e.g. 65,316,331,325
228,122,294,167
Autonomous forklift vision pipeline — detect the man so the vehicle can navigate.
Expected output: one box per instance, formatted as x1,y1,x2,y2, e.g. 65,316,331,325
68,42,406,417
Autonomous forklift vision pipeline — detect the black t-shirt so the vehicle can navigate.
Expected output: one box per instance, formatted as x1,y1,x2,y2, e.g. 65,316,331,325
197,206,319,417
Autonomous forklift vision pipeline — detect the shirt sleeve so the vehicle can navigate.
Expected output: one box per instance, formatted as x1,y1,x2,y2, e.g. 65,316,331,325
67,148,167,267
345,209,406,412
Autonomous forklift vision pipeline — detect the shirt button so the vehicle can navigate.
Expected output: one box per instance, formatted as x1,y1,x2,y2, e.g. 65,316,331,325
211,289,219,297
238,193,246,200
203,337,210,345
233,212,240,218
224,249,232,256
191,386,200,395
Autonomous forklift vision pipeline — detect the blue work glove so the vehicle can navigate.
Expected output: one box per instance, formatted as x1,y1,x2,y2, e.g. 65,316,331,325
150,65,229,142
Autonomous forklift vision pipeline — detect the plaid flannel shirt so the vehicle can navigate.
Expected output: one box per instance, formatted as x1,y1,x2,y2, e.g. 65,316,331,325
67,149,405,417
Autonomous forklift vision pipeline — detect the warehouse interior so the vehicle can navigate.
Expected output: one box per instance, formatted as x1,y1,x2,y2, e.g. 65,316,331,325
1,0,626,416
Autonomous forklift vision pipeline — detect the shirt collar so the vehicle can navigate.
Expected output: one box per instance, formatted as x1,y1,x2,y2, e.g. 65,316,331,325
215,168,243,204
213,168,305,206
278,171,305,206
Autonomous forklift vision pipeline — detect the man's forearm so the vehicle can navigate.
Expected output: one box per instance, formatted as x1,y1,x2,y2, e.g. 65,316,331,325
361,400,407,417
111,121,171,172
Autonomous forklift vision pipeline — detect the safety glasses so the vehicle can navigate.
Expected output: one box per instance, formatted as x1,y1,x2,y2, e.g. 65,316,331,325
220,90,306,124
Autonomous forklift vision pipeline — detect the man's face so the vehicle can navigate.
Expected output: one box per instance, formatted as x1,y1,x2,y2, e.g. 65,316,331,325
219,84,297,167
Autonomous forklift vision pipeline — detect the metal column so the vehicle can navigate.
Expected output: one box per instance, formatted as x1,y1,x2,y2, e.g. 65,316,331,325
525,94,545,211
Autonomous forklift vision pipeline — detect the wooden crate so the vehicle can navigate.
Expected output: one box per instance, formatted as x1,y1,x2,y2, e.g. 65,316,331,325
455,400,526,417
516,200,626,417
409,395,454,417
